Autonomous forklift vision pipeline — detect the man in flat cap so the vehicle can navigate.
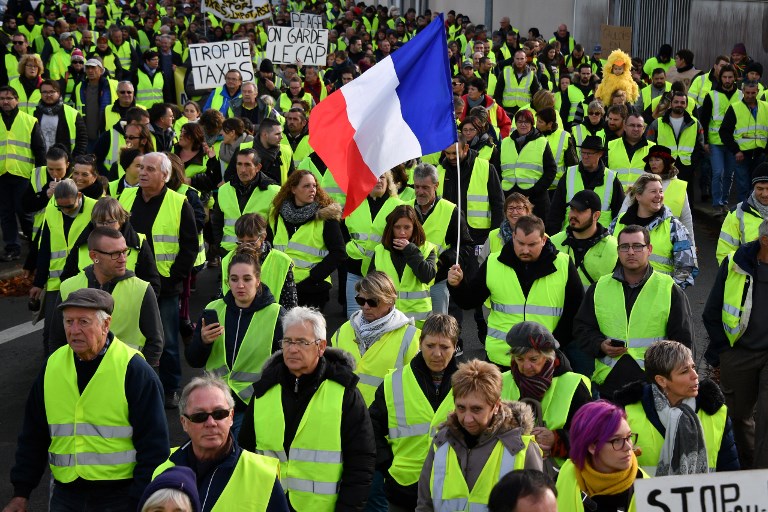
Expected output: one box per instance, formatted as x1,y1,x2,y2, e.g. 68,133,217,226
3,289,169,512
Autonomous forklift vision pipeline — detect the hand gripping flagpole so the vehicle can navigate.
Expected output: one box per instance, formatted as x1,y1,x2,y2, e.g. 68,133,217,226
454,141,461,266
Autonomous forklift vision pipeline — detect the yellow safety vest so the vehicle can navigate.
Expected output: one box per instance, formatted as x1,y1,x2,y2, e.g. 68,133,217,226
656,119,698,166
688,73,713,108
109,41,133,71
221,248,292,299
547,129,570,189
549,230,618,288
571,125,605,159
564,85,586,124
153,449,278,512
252,380,344,512
217,182,279,251
271,215,329,285
0,109,37,178
731,101,768,151
641,82,672,112
717,204,762,264
135,68,164,108
439,157,493,229
45,339,139,483
485,251,570,365
240,140,292,185
612,214,674,275
592,272,673,385
291,135,313,167
10,78,41,115
556,459,647,512
333,322,420,406
662,178,688,218
373,242,436,327
707,90,743,145
60,272,149,350
384,365,454,486
5,53,20,83
501,371,588,430
279,91,314,113
119,187,186,277
721,255,753,345
344,195,402,274
499,136,549,191
44,196,96,291
625,400,727,475
204,300,281,404
502,67,533,107
562,165,617,230
430,437,531,511
405,198,455,256
607,139,656,189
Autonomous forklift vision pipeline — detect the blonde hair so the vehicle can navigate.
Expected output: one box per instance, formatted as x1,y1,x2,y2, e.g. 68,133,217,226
452,359,502,405
355,271,397,306
628,172,662,203
18,53,44,76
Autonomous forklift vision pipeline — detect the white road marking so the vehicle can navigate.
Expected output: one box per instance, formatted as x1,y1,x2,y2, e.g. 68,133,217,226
0,320,43,346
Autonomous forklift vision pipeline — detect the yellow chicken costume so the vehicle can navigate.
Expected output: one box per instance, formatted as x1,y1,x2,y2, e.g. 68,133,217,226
595,49,639,106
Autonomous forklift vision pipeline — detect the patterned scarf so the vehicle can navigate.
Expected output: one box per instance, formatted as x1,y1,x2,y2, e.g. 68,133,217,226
748,190,768,219
279,200,320,225
652,384,708,476
511,358,555,401
349,308,412,356
499,219,515,244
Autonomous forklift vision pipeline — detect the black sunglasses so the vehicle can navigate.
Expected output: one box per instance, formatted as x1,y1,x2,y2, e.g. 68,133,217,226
183,409,230,423
355,295,379,308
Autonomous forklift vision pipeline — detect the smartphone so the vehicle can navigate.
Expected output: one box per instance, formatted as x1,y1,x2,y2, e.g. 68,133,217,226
609,339,627,348
201,309,219,326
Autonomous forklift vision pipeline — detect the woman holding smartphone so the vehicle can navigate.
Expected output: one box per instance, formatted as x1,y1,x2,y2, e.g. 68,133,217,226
186,246,285,437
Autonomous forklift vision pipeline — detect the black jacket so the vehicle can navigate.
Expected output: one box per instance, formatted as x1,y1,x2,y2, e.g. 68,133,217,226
186,286,285,411
239,349,376,512
163,438,289,512
449,239,584,347
49,266,164,366
546,161,625,235
439,149,505,245
33,103,88,157
503,128,557,220
368,352,458,509
612,379,740,471
225,138,295,185
9,335,169,509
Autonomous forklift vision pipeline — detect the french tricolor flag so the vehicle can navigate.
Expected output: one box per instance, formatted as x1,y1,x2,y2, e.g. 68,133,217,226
309,14,457,217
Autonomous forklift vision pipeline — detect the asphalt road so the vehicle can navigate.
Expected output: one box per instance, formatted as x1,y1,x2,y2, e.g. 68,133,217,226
0,203,724,509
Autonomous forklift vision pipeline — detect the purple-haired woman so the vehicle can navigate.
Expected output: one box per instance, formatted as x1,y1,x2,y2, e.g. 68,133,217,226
555,400,650,512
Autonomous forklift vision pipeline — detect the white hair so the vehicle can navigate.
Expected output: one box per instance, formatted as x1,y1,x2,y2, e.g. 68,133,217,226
140,488,192,512
179,374,234,418
143,152,172,182
282,306,326,340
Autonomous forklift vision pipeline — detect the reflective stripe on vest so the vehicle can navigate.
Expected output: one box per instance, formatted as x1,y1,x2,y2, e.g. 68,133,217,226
344,195,402,273
333,322,419,406
722,255,751,345
548,129,569,189
656,121,697,166
135,69,164,108
205,300,280,403
405,198,455,255
217,183,278,251
613,214,674,275
732,100,768,151
563,165,615,230
253,380,344,511
592,272,673,384
0,110,37,179
708,90,743,145
45,339,138,482
485,251,569,365
499,136,548,191
374,242,435,327
502,68,533,107
607,138,655,188
105,129,125,168
44,197,96,290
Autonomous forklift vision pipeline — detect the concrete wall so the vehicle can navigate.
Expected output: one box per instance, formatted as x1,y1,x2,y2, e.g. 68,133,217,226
429,0,575,40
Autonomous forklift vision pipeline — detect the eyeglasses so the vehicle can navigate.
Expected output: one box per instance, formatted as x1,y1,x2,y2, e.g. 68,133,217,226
95,219,118,227
118,90,134,94
25,64,38,69
452,81,461,86
183,409,231,423
93,248,131,259
279,338,321,348
40,90,58,96
506,205,527,212
588,111,602,116
618,243,647,253
581,150,600,157
355,295,379,307
125,135,141,141
609,433,638,451
12,41,25,45
56,202,78,211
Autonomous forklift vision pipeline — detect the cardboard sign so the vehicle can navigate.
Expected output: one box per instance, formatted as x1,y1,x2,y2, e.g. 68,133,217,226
201,0,271,23
290,12,323,29
266,26,328,66
635,469,768,512
601,24,632,53
189,41,255,90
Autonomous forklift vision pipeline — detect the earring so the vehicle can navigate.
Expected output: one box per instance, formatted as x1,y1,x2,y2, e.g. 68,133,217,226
94,259,99,263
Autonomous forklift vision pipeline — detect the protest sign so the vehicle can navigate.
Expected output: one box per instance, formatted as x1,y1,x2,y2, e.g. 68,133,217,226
201,0,271,23
601,24,632,53
635,469,768,511
189,41,255,90
266,26,328,66
290,12,323,29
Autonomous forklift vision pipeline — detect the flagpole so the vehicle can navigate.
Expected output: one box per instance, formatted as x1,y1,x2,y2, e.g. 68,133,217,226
454,141,461,266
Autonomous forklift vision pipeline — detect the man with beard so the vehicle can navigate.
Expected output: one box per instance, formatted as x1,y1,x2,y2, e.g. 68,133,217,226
34,79,87,157
560,63,597,128
284,108,311,167
604,104,627,143
546,135,624,234
647,91,704,203
230,118,293,185
549,190,618,375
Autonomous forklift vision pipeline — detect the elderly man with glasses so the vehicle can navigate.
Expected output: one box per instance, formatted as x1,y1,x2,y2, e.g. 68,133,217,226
239,306,376,512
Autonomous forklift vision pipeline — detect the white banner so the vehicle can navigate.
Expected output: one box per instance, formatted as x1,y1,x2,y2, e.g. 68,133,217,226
635,469,768,512
189,41,255,90
201,0,271,23
290,12,323,29
265,26,328,66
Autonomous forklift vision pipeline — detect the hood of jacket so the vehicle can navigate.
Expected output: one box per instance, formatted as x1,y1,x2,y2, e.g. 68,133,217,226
436,400,535,453
316,202,343,221
612,378,725,416
497,237,560,278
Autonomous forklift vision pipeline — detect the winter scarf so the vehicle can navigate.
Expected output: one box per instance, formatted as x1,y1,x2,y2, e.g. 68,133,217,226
652,384,708,476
